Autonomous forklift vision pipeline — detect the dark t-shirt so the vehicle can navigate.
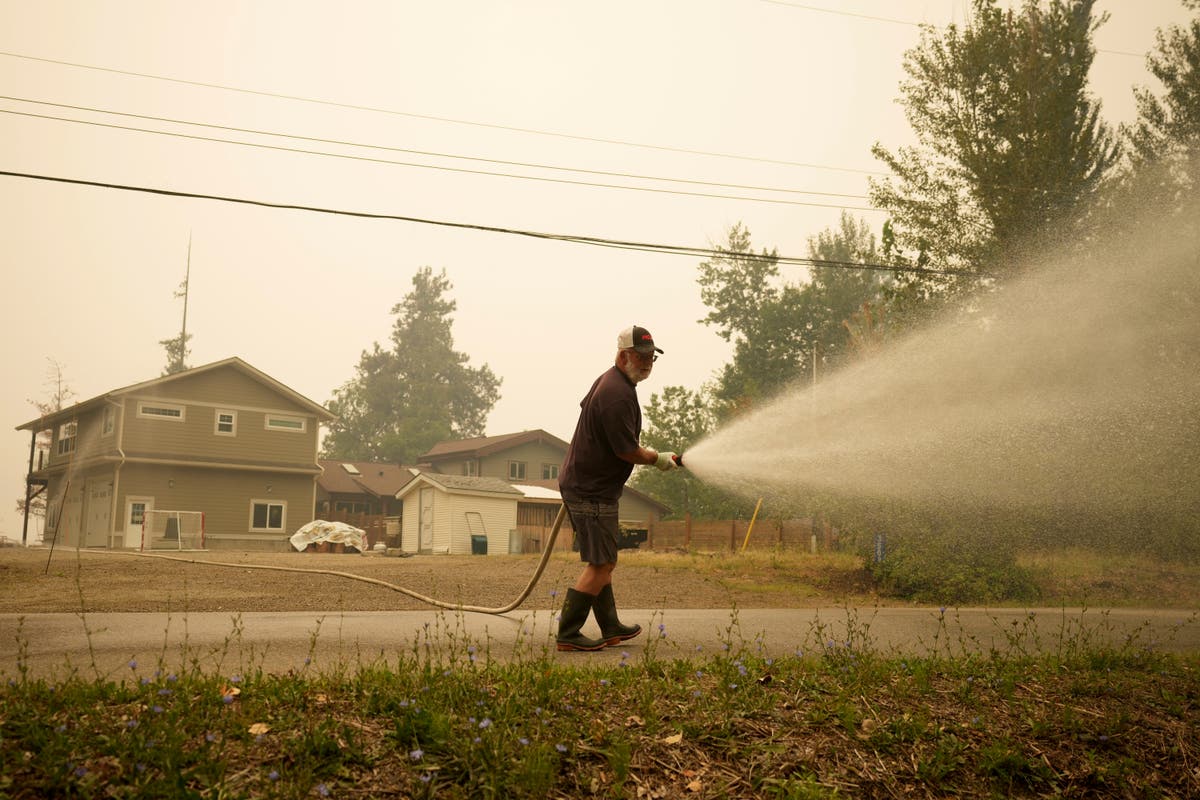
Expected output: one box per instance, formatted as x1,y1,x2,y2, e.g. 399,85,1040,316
558,366,641,504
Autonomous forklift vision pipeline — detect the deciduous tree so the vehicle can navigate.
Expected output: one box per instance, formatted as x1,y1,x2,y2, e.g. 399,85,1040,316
870,0,1119,295
14,359,74,538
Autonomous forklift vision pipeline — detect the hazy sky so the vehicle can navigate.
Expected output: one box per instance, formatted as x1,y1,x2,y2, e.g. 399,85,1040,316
2,1,1192,542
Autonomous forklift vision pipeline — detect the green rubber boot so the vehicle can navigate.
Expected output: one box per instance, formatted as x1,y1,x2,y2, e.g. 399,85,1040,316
593,584,642,646
556,589,606,652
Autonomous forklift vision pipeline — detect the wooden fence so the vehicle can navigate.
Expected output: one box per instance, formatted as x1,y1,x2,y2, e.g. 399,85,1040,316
645,515,838,553
321,509,838,555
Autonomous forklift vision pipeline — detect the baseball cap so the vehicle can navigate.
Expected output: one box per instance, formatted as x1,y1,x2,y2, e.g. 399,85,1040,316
617,325,663,355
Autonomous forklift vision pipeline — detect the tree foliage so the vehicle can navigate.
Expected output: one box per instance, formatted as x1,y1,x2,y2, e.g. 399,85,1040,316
1126,0,1200,197
160,270,192,376
631,385,751,519
322,267,501,464
696,219,888,411
14,359,74,528
870,0,1119,295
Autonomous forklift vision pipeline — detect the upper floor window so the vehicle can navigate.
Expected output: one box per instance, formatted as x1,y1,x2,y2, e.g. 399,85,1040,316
102,406,115,437
508,460,527,480
215,410,237,436
542,463,559,480
462,460,478,476
265,414,306,433
138,402,185,421
56,421,77,455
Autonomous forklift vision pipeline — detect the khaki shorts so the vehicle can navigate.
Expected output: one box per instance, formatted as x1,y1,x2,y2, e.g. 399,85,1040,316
564,497,620,566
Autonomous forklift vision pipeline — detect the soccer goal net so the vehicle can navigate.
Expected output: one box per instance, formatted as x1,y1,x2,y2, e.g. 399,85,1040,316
141,510,206,551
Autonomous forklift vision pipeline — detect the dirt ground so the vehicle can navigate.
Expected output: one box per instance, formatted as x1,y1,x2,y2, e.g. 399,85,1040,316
0,547,874,614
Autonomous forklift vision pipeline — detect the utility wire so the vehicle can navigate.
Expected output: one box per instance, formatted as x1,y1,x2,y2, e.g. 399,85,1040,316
0,50,887,175
0,95,869,201
759,0,1144,57
0,108,879,210
0,169,982,277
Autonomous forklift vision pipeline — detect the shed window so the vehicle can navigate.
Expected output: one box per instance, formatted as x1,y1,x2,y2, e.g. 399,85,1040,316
508,461,527,480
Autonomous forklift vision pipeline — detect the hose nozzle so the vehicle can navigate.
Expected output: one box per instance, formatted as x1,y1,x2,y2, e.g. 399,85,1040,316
672,453,685,468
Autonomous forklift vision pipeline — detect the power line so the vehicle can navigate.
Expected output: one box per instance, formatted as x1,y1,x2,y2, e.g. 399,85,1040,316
759,0,1145,57
1,108,881,210
0,168,982,277
0,95,870,201
0,49,888,176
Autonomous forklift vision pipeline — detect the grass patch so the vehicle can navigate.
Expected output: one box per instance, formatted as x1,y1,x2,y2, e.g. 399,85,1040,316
1019,547,1200,608
2,610,1197,798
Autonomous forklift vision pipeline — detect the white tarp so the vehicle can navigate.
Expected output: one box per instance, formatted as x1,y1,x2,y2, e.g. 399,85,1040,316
289,520,366,552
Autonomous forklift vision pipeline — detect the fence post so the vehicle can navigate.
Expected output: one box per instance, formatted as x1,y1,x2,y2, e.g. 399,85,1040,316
730,519,736,552
685,512,692,549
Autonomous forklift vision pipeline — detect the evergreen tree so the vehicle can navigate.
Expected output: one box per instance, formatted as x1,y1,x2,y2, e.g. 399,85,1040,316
322,267,501,464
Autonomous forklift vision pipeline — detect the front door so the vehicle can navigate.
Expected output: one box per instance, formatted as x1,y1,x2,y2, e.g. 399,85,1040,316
419,488,435,552
124,496,154,549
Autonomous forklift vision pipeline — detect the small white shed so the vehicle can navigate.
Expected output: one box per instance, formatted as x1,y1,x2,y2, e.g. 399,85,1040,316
395,472,522,555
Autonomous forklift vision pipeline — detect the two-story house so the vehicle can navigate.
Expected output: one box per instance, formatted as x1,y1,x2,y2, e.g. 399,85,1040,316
17,357,334,551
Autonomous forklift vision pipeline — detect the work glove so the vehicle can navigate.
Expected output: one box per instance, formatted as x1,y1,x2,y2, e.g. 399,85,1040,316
654,451,679,471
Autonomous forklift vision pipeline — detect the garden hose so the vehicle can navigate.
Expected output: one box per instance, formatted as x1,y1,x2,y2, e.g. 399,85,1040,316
66,505,569,616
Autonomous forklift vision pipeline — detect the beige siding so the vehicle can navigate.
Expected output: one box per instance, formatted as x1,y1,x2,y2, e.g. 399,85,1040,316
449,494,517,555
618,491,663,526
478,441,566,481
46,403,121,470
138,367,306,409
119,396,318,468
115,463,316,551
399,484,518,555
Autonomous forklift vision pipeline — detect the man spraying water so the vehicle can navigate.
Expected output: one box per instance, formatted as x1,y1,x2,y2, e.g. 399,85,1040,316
555,325,681,652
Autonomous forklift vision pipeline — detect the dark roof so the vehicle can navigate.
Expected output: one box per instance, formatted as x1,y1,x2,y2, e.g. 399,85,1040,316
317,460,417,497
420,429,569,461
397,472,524,499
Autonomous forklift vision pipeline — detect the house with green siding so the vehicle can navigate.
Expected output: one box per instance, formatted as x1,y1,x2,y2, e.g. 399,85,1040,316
17,357,335,551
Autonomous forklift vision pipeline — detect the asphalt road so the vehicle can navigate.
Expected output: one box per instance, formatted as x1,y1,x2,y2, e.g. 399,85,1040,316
2,606,1197,680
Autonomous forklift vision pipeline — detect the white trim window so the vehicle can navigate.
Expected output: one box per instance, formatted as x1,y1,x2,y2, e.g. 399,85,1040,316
101,406,115,437
541,463,559,480
508,460,527,480
215,409,237,436
56,421,77,455
138,402,186,421
265,414,306,433
250,499,286,532
462,460,478,476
